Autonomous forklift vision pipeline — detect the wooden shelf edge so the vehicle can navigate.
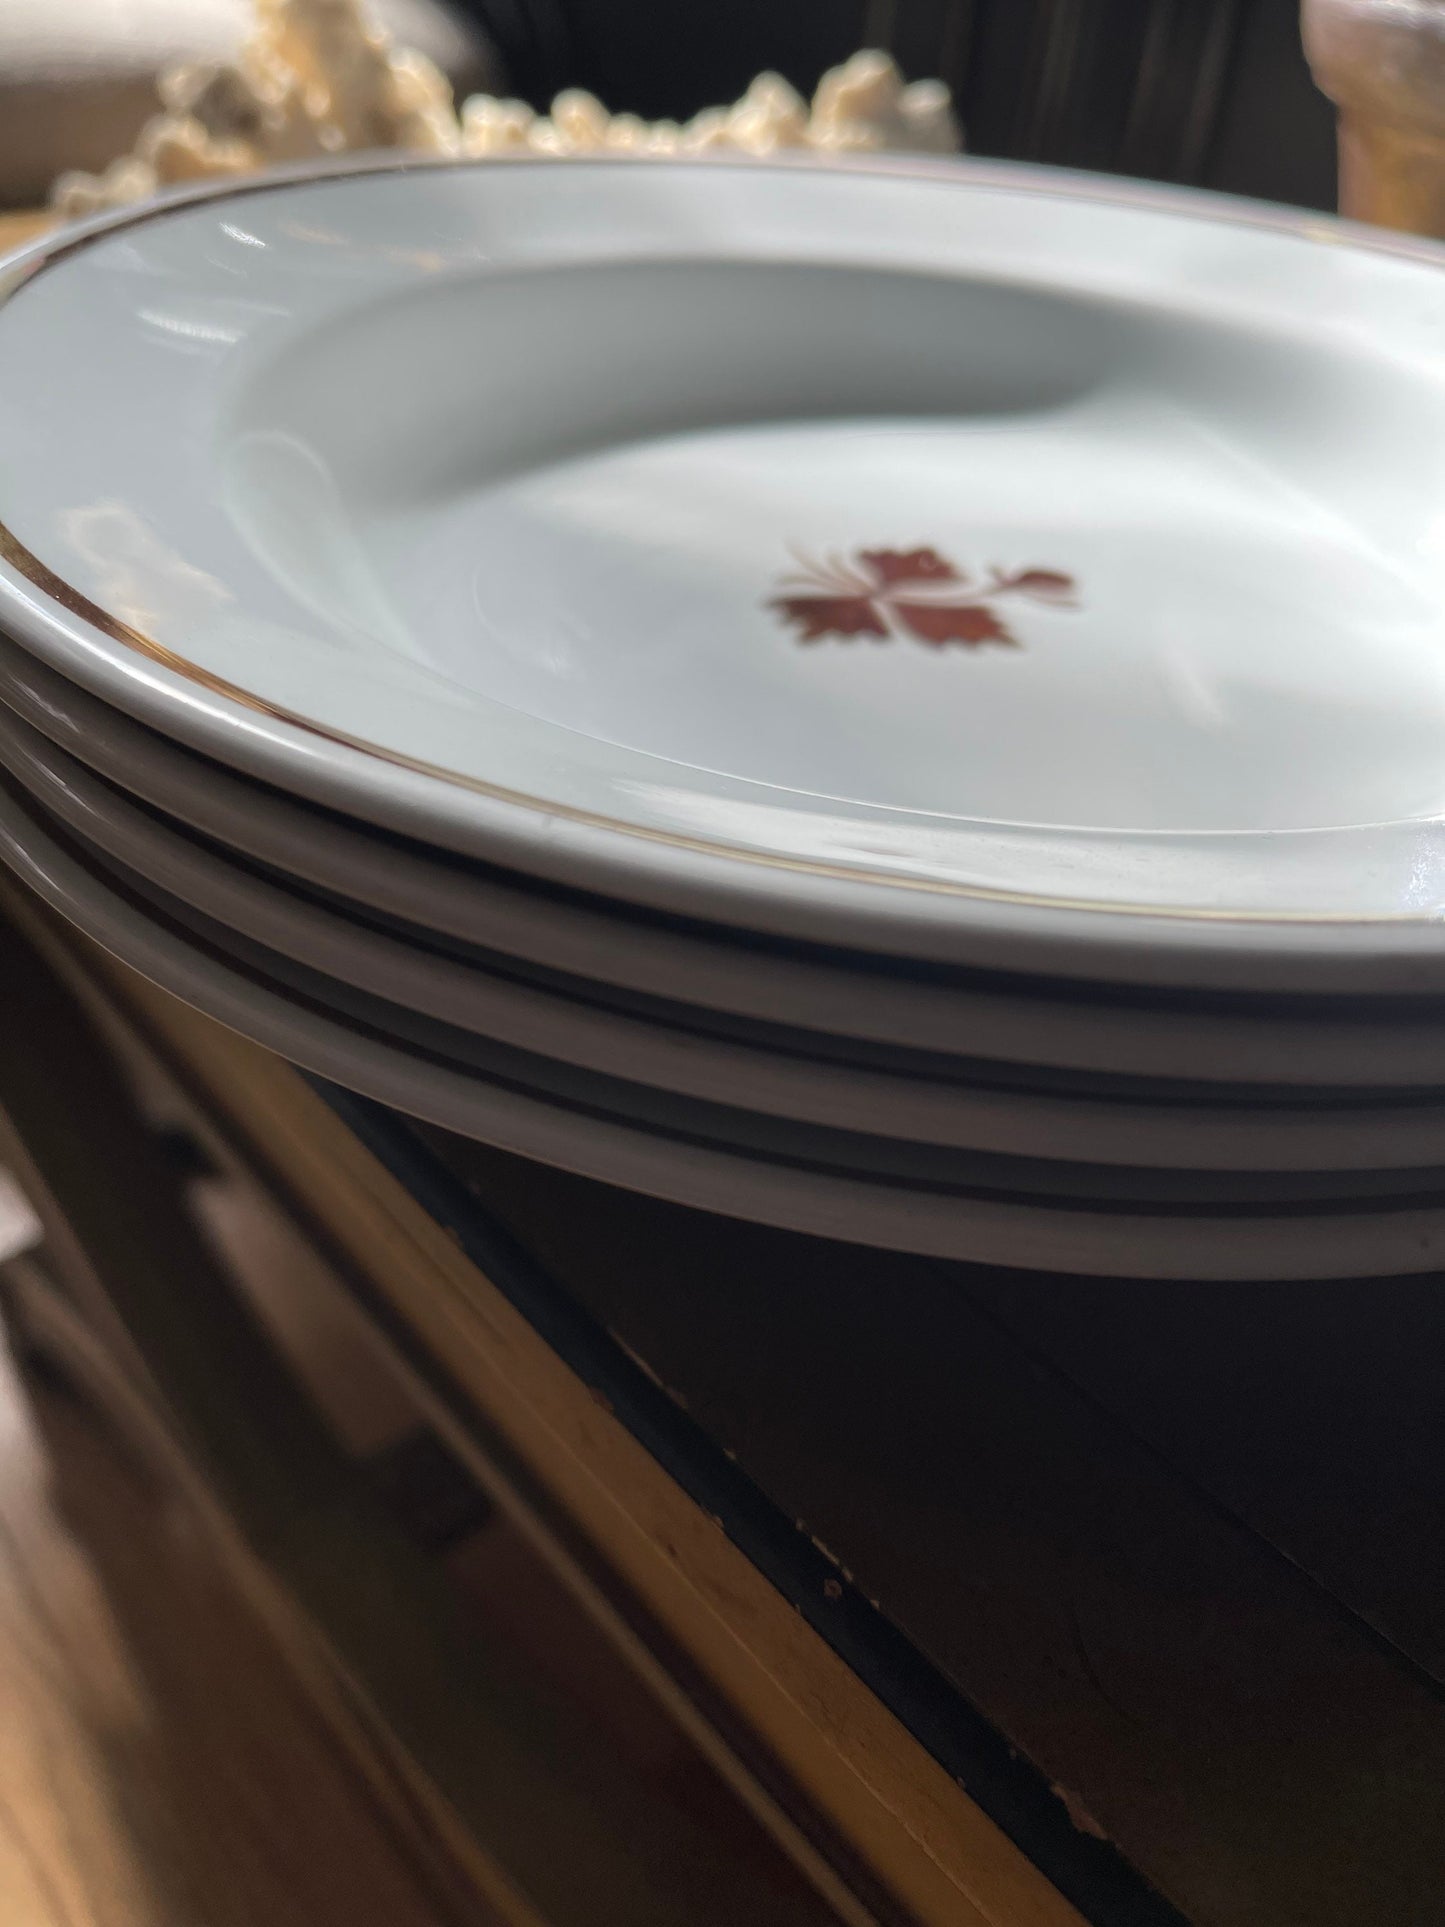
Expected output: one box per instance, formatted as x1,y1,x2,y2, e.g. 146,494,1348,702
74,935,1088,1927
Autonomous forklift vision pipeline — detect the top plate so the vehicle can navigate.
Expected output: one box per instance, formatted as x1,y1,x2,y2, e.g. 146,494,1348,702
3,155,1445,990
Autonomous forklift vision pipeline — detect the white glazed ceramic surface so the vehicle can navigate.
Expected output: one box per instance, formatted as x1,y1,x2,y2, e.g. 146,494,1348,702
11,695,1445,1187
3,159,1445,989
10,633,1445,1111
7,774,1445,1278
16,616,1445,1117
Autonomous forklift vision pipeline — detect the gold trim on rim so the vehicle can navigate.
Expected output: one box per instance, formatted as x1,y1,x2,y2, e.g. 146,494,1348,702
3,155,1445,929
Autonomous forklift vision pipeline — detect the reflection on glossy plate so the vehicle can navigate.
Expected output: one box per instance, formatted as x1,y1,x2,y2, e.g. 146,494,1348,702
3,156,1445,985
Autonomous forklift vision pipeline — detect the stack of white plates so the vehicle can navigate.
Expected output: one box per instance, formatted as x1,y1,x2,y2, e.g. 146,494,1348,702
3,154,1445,1280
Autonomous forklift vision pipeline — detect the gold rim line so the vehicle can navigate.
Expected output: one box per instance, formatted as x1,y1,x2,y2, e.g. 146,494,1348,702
2,153,1444,931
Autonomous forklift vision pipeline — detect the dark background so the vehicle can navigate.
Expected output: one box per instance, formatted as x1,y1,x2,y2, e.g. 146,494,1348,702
459,0,1338,212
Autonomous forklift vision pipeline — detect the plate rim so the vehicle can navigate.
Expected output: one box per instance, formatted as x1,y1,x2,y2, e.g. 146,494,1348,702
5,152,1445,986
13,646,1445,1168
10,766,1445,1279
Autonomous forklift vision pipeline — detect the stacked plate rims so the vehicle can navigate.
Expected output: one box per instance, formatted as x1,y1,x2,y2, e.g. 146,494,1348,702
2,154,1445,1282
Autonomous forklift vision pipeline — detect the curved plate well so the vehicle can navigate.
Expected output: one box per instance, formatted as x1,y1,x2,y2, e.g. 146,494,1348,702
4,159,1445,988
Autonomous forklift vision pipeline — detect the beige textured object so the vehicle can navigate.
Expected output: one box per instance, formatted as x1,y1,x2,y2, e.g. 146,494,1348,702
459,51,962,161
140,116,256,185
4,0,490,210
458,95,536,155
51,33,962,219
725,73,810,154
51,0,466,215
809,51,960,155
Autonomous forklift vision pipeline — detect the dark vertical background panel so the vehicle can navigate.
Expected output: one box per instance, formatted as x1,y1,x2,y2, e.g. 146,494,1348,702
463,0,1338,210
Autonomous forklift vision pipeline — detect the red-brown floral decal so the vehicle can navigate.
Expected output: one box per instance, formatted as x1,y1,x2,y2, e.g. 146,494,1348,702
769,547,1077,650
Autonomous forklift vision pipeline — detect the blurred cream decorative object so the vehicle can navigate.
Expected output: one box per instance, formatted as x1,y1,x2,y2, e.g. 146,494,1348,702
52,18,960,218
52,0,461,215
1,0,489,211
461,55,959,160
1303,0,1445,233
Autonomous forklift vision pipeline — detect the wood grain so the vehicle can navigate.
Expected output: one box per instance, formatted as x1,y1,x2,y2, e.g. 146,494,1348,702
0,892,889,1926
0,1317,473,1927
424,1126,1445,1927
0,912,854,1927
69,929,1087,1927
170,1107,868,1926
962,1267,1445,1685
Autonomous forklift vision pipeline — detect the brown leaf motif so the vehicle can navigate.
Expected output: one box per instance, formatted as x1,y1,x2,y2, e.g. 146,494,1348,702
857,546,961,586
893,600,1016,647
987,567,1078,604
769,593,887,642
769,547,1078,651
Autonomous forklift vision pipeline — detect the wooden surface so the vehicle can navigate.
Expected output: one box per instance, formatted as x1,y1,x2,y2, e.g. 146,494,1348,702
45,920,1089,1927
0,1321,480,1927
0,909,862,1927
3,1252,859,1927
964,1268,1445,1685
170,1089,887,1927
8,825,1445,1925
420,1126,1445,1927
